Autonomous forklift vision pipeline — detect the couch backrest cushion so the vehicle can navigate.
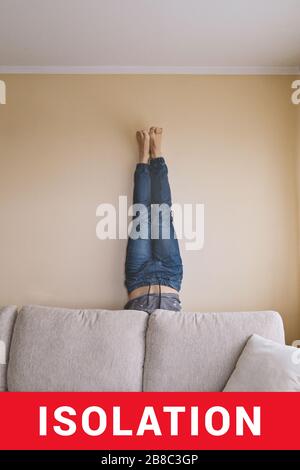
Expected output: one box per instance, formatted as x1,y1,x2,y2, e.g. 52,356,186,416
143,310,285,391
0,305,18,391
7,305,148,391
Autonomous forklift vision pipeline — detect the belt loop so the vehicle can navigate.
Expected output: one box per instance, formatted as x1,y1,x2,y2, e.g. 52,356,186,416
158,282,161,309
147,283,151,305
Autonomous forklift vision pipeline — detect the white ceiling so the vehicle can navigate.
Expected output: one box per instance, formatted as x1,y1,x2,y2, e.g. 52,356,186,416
0,0,300,74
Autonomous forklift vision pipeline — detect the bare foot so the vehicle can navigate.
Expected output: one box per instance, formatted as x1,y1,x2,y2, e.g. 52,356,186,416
149,127,163,158
136,130,150,163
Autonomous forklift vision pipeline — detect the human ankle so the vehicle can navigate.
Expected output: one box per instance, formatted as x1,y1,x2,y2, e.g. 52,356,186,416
139,154,149,164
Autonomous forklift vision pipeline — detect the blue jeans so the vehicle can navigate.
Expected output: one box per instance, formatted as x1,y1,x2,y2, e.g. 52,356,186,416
125,157,183,293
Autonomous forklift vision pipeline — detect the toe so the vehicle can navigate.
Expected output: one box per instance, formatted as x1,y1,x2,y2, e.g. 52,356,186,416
155,127,163,134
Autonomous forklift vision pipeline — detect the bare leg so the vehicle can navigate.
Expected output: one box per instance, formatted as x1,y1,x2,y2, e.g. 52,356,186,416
150,126,163,158
137,129,150,163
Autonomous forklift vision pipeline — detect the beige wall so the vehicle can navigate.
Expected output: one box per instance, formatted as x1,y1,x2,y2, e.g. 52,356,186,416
0,75,299,343
297,85,300,324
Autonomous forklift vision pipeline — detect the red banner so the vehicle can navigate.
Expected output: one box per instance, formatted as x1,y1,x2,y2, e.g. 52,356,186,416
0,392,299,450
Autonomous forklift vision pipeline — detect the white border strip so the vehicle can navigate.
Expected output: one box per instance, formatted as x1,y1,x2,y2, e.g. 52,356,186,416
0,66,299,75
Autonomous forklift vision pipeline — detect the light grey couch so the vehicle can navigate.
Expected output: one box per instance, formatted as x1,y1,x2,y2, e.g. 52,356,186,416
0,305,285,392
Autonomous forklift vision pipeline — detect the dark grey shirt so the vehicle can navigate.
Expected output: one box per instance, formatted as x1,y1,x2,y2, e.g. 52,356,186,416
124,293,181,314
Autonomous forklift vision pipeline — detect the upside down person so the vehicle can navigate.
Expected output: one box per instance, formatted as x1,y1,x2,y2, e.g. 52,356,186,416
124,127,183,314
